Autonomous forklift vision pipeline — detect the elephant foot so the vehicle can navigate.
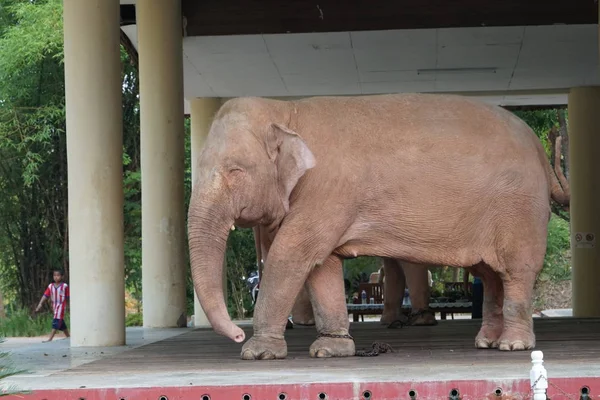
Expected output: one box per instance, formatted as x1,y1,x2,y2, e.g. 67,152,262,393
475,323,504,349
292,317,315,326
497,329,535,351
309,333,355,358
380,311,407,326
241,335,287,360
294,322,315,327
408,309,437,326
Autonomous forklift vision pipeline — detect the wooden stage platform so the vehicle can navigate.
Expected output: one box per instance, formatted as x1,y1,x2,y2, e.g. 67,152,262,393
4,318,600,400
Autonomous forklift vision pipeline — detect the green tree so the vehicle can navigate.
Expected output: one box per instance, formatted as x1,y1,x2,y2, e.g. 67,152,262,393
121,44,143,310
0,0,153,312
514,108,570,221
0,0,67,308
225,228,256,318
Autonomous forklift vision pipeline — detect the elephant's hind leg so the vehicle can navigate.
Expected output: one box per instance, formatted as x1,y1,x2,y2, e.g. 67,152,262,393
306,255,355,358
472,264,504,349
496,244,544,351
380,258,407,325
497,262,539,351
402,262,437,326
291,286,315,326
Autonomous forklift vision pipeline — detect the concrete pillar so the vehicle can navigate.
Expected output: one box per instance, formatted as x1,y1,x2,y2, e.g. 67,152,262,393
189,98,225,327
63,0,125,346
568,87,600,317
138,0,187,327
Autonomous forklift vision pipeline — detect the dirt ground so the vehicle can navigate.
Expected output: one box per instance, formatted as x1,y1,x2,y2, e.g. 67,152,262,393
533,279,572,312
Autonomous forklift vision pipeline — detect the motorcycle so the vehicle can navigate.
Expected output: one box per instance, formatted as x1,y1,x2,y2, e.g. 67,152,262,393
244,261,294,329
245,269,260,305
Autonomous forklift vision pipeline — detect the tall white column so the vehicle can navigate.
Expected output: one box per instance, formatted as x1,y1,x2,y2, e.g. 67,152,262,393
63,0,125,346
189,97,225,327
569,87,600,317
138,0,187,327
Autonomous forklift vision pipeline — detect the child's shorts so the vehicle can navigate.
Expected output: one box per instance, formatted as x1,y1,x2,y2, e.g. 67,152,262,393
52,319,67,331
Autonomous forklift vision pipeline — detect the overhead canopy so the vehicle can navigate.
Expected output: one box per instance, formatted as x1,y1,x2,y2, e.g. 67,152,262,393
120,1,599,106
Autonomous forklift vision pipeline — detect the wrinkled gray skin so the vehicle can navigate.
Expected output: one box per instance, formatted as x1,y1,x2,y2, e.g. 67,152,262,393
188,94,569,360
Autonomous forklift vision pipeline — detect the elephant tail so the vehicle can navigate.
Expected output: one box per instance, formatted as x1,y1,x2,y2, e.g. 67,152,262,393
545,135,570,208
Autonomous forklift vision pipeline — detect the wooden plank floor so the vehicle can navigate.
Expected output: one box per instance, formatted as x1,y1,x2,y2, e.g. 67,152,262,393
61,318,600,382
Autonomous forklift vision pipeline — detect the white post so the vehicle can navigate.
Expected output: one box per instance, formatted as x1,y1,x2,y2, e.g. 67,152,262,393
530,350,548,400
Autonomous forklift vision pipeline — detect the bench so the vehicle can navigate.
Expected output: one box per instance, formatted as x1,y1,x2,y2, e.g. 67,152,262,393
348,282,473,321
347,302,473,321
350,283,384,322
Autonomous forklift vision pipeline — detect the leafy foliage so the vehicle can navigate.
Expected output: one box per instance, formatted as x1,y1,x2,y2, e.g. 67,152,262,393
225,228,257,318
513,109,559,155
121,44,143,310
540,214,571,281
125,312,143,327
343,257,381,297
0,308,68,337
0,0,68,309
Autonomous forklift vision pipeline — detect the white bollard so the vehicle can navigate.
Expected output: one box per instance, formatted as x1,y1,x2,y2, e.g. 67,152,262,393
530,350,548,400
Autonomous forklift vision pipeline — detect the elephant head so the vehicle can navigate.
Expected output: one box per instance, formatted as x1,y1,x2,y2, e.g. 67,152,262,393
187,98,316,343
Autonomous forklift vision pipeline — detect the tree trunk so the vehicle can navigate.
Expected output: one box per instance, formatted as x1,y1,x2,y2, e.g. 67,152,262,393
452,268,459,282
548,126,558,168
0,288,5,319
557,110,569,180
120,29,139,72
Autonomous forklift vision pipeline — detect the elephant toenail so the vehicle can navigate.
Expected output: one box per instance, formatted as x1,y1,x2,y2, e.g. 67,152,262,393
476,341,489,349
511,341,526,351
316,349,331,358
260,351,275,360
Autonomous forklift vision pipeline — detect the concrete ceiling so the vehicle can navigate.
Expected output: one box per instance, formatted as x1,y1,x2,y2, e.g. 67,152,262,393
121,23,598,107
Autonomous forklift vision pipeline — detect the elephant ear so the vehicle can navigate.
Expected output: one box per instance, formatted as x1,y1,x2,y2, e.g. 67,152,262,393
266,123,316,213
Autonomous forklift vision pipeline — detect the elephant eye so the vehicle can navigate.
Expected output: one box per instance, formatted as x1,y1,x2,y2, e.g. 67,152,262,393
228,166,245,174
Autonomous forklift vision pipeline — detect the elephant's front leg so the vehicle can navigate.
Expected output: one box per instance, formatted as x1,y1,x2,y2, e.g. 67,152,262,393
241,236,321,360
306,255,355,358
473,265,504,349
291,285,315,326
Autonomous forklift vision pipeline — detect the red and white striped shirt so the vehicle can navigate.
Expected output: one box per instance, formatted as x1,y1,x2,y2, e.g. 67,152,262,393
43,283,69,319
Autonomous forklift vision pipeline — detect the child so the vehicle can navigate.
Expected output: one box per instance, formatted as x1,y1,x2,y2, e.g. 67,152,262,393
35,269,70,342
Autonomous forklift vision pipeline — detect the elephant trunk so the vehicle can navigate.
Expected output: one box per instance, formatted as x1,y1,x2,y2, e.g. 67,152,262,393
187,194,245,343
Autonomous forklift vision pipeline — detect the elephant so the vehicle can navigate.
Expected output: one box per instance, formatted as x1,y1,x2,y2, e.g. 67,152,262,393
254,226,436,327
187,93,569,360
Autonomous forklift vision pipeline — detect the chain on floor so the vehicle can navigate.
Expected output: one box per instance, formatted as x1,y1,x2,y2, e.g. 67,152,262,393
355,342,394,357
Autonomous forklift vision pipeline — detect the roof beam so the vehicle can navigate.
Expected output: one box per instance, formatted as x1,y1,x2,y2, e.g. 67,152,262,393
182,0,596,36
120,4,136,26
